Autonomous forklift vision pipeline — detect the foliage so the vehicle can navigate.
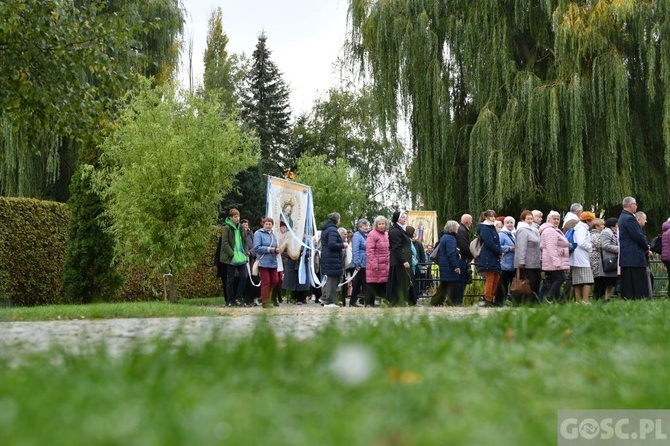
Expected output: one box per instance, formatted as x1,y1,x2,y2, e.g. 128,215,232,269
0,197,69,306
241,32,292,175
294,154,368,228
291,86,409,215
223,32,292,224
62,165,123,303
347,0,670,222
202,7,237,111
95,81,256,278
2,302,670,444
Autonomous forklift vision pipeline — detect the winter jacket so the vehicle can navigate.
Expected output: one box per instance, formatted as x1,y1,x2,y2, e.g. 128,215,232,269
219,219,237,264
438,232,463,282
253,229,278,269
514,222,542,269
476,222,502,272
618,210,648,268
499,230,516,271
388,223,412,266
569,221,592,267
662,221,670,263
366,228,390,283
351,230,367,268
539,222,570,271
600,227,619,278
456,223,473,262
320,220,345,276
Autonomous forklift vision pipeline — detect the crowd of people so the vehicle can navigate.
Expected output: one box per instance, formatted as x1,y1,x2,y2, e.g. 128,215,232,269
213,196,668,308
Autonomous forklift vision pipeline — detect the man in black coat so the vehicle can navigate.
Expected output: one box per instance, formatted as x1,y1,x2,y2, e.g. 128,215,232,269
454,213,473,305
320,212,347,307
618,197,651,299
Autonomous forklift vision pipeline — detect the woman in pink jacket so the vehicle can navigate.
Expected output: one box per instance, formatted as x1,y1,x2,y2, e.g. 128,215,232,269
365,215,390,306
539,210,571,303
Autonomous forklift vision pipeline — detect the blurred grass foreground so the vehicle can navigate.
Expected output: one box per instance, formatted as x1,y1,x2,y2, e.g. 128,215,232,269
1,301,669,445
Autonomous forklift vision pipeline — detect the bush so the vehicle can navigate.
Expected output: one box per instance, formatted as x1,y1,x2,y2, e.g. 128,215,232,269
0,197,69,306
0,197,223,305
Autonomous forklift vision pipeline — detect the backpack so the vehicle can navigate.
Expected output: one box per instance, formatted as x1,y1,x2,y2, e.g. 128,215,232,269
651,234,663,254
469,237,482,260
565,227,577,253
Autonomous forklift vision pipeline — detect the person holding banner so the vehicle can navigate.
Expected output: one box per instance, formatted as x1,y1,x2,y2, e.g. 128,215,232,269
320,212,348,307
253,217,280,308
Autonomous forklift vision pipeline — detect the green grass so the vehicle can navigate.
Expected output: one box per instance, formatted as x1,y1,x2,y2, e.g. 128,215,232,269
0,300,221,321
1,301,669,445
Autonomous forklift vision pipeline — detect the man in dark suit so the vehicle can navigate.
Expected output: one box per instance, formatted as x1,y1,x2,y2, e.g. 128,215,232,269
618,197,651,299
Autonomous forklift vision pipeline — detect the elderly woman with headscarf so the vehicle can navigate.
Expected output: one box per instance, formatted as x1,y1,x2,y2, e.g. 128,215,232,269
569,211,596,304
386,210,413,306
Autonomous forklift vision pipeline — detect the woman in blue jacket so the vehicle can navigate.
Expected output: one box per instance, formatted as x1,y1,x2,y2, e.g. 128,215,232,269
477,210,502,307
430,220,465,306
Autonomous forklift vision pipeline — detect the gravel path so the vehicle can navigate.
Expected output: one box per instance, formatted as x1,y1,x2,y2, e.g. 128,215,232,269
0,302,498,363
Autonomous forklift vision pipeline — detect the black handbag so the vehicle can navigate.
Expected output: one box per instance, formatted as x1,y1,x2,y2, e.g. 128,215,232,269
602,256,617,273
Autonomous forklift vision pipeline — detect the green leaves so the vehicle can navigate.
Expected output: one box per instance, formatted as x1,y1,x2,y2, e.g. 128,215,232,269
96,82,256,276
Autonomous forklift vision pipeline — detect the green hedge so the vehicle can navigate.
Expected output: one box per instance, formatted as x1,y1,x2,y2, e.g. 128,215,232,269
0,197,70,306
0,197,222,305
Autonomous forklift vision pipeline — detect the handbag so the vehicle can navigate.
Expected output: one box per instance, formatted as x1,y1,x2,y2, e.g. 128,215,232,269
429,243,440,262
602,256,617,273
510,267,532,295
251,254,266,276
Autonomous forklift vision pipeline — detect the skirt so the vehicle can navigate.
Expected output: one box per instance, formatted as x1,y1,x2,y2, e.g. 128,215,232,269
571,266,594,285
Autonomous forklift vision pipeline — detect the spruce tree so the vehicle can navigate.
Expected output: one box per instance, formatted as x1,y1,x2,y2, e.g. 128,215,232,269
226,32,292,224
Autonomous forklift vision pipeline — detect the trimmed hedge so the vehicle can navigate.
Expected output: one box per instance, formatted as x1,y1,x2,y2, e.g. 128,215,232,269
0,197,222,305
0,197,70,306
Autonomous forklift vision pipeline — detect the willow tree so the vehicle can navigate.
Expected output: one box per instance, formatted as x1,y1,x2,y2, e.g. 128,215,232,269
348,0,670,221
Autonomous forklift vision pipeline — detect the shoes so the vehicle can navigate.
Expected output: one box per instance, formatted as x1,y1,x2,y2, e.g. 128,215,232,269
477,300,495,308
296,301,304,305
324,303,339,308
350,303,361,307
581,301,592,306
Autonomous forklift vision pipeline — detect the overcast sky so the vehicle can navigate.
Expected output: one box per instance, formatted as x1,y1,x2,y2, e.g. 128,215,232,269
179,0,349,115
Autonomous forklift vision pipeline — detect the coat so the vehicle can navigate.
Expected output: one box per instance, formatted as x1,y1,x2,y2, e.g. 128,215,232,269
219,218,237,264
499,230,516,271
388,223,412,266
600,227,619,278
476,222,501,272
514,223,542,269
437,232,463,282
539,222,570,271
253,229,278,269
456,223,473,262
662,221,670,263
569,221,592,267
618,210,648,268
351,230,367,268
366,228,389,283
320,220,345,276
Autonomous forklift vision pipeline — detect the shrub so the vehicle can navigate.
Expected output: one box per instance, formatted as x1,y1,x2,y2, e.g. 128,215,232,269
0,197,69,306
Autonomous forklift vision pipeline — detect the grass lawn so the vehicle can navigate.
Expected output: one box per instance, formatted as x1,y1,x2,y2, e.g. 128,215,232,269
0,299,222,321
0,300,669,445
